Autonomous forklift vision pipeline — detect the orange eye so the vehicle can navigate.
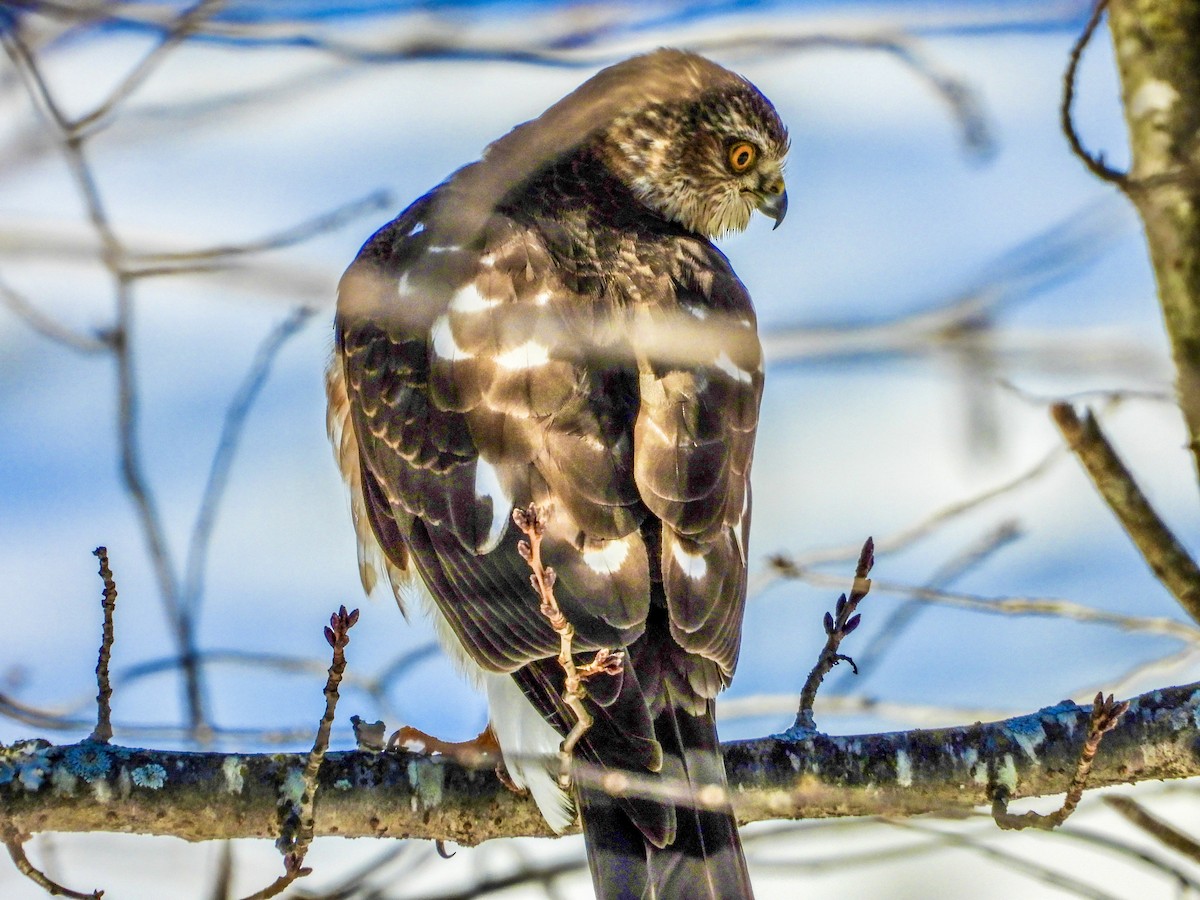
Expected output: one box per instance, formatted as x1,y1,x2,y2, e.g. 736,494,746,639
727,141,757,173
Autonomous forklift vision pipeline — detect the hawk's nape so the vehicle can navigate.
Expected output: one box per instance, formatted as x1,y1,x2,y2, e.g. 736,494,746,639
328,48,788,900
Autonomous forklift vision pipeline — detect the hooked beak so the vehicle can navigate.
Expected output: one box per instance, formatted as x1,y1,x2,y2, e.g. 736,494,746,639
758,186,788,230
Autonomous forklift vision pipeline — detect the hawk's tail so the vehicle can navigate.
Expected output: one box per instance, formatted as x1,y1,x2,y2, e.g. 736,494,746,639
579,700,754,900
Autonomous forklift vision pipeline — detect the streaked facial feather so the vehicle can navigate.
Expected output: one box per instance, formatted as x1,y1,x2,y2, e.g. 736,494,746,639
599,83,788,237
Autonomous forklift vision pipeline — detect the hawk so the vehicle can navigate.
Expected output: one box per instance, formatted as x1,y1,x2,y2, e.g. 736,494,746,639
328,49,787,900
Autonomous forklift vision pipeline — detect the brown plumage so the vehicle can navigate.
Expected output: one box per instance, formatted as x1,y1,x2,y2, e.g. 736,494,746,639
329,48,787,900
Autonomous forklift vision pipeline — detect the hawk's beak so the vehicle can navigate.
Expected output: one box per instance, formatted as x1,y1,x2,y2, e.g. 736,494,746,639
758,185,788,230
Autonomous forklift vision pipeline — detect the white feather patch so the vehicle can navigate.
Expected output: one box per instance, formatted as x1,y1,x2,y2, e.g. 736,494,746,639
473,458,511,553
713,350,754,384
495,339,549,370
672,540,708,580
431,314,473,362
450,283,500,313
485,673,575,833
581,537,631,576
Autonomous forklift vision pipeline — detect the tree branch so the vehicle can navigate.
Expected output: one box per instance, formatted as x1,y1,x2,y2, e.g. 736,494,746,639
1052,402,1200,625
1106,0,1200,483
1,682,1196,844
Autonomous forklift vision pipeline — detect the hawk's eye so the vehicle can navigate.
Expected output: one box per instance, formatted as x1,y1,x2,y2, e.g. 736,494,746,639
727,141,757,174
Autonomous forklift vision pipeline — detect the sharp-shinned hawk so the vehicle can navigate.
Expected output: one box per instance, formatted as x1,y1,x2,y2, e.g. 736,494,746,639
328,48,787,899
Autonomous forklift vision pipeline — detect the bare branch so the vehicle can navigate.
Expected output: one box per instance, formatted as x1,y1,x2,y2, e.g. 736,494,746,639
1052,402,1200,625
1,824,102,899
793,538,873,730
88,548,118,745
0,273,108,353
239,606,359,900
126,191,393,275
991,692,1129,831
778,566,1200,644
1061,0,1126,185
71,0,227,139
2,683,1196,843
1105,796,1200,864
181,307,314,621
831,522,1019,693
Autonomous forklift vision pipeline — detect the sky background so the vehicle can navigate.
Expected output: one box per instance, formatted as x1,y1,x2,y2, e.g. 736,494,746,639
1,1,1198,897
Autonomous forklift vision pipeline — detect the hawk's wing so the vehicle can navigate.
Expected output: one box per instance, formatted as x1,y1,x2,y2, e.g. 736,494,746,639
335,177,762,835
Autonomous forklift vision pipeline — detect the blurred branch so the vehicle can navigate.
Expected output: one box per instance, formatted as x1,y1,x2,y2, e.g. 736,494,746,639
885,819,1125,900
0,272,108,352
1105,796,1200,864
1069,643,1200,701
774,562,1200,642
126,190,393,277
181,307,314,623
68,0,226,141
763,196,1140,368
9,0,995,165
830,521,1020,693
736,812,1200,895
691,31,993,157
719,693,1015,727
1052,402,1200,625
1,823,101,900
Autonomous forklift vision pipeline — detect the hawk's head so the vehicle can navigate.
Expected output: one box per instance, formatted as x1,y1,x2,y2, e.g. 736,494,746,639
595,50,790,238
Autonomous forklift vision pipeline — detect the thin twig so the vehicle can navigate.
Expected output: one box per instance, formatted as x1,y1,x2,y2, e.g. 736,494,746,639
0,24,73,133
88,547,117,744
992,692,1129,831
1,825,103,899
239,605,359,900
758,444,1062,589
1061,0,1126,185
114,273,211,736
999,379,1174,410
793,538,874,731
1069,643,1200,704
1052,402,1200,626
127,191,392,272
781,568,1200,643
885,819,1127,900
208,841,234,900
832,522,1018,692
513,504,623,788
6,19,208,731
1105,796,1200,864
720,693,1015,727
72,0,227,139
0,272,108,353
181,307,313,621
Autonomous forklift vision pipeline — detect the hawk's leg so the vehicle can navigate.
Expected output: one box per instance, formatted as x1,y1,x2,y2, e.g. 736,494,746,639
388,722,524,793
513,504,624,788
